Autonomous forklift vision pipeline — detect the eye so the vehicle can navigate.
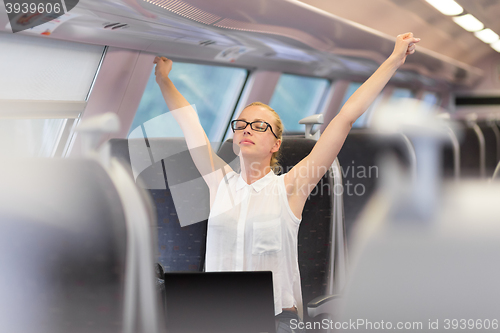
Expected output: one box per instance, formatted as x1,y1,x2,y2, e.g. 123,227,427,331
253,122,267,131
233,120,247,129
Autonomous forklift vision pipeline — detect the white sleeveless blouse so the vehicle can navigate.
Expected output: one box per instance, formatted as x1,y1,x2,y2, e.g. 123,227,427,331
206,170,303,317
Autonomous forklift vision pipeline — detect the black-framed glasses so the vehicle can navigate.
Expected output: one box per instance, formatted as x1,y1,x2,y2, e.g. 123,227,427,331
231,120,278,138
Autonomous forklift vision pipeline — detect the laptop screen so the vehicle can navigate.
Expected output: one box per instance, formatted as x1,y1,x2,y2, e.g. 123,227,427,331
162,271,276,333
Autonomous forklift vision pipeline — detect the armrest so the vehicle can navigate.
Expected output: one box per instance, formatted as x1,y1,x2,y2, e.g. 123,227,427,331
307,294,341,318
156,262,165,279
299,114,324,140
155,263,167,316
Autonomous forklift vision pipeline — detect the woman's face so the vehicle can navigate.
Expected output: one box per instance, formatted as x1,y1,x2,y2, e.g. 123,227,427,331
232,105,281,162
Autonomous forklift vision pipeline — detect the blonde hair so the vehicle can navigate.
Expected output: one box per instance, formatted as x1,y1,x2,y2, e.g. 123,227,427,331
243,102,283,173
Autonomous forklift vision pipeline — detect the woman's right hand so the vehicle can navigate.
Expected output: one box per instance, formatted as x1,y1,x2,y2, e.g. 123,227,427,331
153,56,173,85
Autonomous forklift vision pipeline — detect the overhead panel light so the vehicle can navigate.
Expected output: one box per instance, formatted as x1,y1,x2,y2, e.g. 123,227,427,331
425,0,463,16
452,14,484,32
491,40,500,53
474,29,500,44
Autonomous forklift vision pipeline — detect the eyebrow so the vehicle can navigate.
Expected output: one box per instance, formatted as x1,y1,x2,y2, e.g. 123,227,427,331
236,118,267,122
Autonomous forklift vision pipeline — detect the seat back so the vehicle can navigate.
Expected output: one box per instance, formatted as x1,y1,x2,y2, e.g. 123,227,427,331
494,161,500,180
478,121,500,177
460,121,485,178
109,138,208,272
0,158,127,333
337,129,415,246
218,138,335,325
441,124,462,180
337,182,500,329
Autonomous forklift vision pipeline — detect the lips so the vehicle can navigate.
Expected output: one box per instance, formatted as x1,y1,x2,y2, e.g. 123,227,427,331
240,139,254,145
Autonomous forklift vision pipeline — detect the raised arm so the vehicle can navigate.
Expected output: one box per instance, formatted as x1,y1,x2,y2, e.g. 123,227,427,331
285,33,420,214
153,57,232,197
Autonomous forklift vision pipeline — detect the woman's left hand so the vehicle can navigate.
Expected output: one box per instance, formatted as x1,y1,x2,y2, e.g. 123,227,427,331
390,32,421,67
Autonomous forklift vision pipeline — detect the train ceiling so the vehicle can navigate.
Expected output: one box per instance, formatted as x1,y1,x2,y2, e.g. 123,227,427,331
1,0,495,88
300,0,500,67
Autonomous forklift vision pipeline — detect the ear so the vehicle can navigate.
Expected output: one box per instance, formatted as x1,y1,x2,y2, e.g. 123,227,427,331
270,139,281,153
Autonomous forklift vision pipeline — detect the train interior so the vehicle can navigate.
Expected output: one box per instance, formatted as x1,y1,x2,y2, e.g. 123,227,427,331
1,0,500,332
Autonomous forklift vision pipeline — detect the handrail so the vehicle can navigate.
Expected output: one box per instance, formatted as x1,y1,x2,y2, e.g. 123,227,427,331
331,157,348,295
467,120,486,178
445,125,461,180
487,119,500,164
299,114,348,317
492,161,500,181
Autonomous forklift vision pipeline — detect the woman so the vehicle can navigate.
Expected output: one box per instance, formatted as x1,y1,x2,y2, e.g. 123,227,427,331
153,32,420,333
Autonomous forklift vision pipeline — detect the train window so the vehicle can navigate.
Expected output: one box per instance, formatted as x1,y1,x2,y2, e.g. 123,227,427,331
268,74,329,132
389,88,414,101
129,63,248,142
0,33,105,157
339,82,383,128
0,119,65,157
421,92,440,107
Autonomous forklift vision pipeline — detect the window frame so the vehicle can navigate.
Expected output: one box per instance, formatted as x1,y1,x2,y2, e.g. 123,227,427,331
128,59,251,151
0,40,107,158
268,72,332,134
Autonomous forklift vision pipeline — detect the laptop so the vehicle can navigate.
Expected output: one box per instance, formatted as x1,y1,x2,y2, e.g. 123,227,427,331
162,271,276,333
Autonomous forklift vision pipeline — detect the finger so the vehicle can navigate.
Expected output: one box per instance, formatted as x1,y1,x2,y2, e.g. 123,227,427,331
399,32,413,40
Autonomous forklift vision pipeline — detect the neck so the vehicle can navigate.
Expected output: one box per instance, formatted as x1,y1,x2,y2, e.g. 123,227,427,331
240,157,272,184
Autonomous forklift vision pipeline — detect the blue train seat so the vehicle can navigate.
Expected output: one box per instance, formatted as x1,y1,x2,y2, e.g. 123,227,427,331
0,158,128,333
218,137,338,330
441,122,462,180
460,121,485,178
478,121,500,177
337,129,415,246
108,138,208,272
